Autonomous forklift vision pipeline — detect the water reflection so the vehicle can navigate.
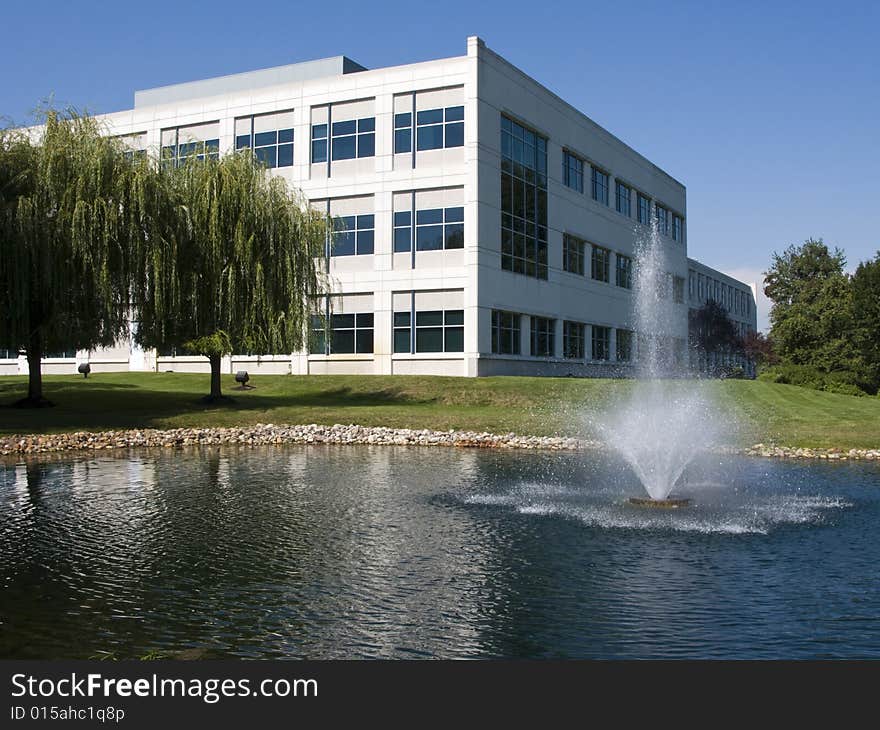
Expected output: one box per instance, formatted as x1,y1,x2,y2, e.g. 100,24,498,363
1,447,878,658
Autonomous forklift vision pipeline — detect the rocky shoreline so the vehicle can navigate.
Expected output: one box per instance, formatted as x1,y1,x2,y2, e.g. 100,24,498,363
1,424,879,461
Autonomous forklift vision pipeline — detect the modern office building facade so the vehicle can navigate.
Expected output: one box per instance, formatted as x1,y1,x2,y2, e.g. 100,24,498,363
1,37,756,378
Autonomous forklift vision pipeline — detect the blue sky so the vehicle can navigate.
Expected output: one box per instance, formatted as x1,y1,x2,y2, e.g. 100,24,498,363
2,0,877,330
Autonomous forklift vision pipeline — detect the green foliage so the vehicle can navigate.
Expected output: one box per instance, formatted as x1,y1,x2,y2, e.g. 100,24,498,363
764,238,867,379
689,299,741,354
133,151,328,359
851,253,880,386
758,364,872,396
0,111,152,403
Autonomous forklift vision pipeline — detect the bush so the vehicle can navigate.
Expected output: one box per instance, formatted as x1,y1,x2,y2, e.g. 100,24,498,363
758,364,873,396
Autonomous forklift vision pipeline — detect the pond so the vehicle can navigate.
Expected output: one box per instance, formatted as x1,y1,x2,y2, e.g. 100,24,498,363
1,446,878,659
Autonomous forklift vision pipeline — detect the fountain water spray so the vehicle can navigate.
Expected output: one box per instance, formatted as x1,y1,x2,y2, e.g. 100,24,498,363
596,222,717,504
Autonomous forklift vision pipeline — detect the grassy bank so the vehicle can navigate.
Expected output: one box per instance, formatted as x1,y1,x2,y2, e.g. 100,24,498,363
1,372,878,448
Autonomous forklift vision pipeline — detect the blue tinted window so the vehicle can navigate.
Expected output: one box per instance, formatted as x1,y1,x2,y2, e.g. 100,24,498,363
312,124,327,139
312,139,327,163
417,125,443,151
394,211,411,226
332,119,356,135
357,214,374,229
255,147,276,168
278,128,294,143
254,131,277,147
278,144,293,167
394,228,411,252
358,117,375,132
417,109,444,125
356,229,374,255
445,106,464,122
445,122,464,147
395,128,411,153
417,208,443,225
395,113,411,128
333,231,356,256
332,135,356,160
236,134,251,149
417,225,444,251
445,207,464,222
357,133,375,158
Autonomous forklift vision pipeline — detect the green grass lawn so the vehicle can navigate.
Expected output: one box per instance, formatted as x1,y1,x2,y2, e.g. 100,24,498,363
1,372,878,448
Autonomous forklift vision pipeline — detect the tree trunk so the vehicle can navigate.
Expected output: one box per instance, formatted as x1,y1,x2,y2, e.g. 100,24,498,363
201,353,232,404
15,330,53,408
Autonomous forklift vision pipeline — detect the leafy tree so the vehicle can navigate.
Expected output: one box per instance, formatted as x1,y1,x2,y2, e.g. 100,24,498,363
0,112,151,407
764,238,862,374
741,330,777,369
133,151,328,402
851,252,880,387
689,299,742,372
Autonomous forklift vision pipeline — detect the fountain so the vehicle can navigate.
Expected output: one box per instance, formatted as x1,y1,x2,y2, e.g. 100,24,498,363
596,221,718,507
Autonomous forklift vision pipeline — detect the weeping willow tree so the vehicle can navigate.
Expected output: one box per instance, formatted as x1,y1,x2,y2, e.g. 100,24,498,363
0,112,155,407
133,150,328,402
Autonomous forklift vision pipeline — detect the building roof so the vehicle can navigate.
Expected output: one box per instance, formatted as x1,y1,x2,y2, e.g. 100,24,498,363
133,56,367,108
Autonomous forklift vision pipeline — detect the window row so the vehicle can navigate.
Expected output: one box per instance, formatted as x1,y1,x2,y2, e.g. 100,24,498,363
491,311,634,362
563,235,632,289
308,310,464,354
394,105,464,153
688,271,752,317
556,147,684,242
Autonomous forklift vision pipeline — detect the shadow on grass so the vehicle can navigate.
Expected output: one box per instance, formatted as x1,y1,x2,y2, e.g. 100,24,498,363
0,382,436,435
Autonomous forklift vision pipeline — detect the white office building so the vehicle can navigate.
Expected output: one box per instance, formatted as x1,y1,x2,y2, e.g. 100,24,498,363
1,37,756,378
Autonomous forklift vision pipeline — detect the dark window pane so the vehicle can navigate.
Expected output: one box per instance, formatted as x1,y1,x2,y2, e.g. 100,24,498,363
417,125,443,151
278,128,294,143
444,310,464,325
416,328,443,353
235,134,251,149
277,144,293,167
254,131,276,147
445,122,464,147
394,227,411,252
356,313,373,327
445,327,464,353
444,223,464,249
331,330,355,354
310,332,325,354
356,330,374,354
357,214,374,229
444,206,464,222
417,208,443,225
416,225,443,251
394,329,411,353
332,119,356,135
394,211,411,227
416,311,443,326
334,215,355,232
331,136,356,160
394,112,412,128
312,124,327,139
255,146,276,168
358,117,375,132
394,128,411,154
445,105,464,122
417,108,443,125
331,313,355,328
332,231,355,256
357,133,375,157
394,312,411,327
312,139,327,163
356,230,374,255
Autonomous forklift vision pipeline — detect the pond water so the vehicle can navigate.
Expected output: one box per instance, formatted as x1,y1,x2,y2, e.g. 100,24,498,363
1,446,878,659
